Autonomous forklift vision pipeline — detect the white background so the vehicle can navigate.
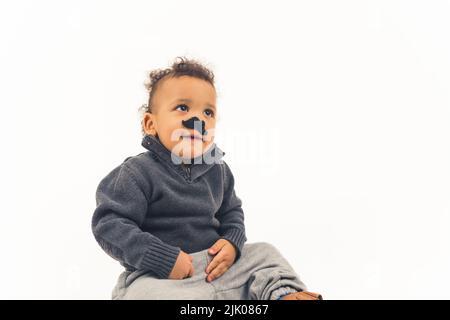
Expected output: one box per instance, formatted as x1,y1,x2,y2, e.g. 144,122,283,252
1,0,449,299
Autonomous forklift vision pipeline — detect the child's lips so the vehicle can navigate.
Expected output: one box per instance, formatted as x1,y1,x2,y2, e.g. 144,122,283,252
182,134,203,141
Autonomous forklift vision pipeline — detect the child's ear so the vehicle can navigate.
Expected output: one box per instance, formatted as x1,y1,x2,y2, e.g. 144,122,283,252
142,112,157,136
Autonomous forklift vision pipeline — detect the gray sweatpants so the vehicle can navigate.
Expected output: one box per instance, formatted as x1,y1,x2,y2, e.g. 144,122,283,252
112,242,308,300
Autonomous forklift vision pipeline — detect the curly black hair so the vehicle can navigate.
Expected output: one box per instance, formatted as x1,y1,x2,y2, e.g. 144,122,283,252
138,56,215,136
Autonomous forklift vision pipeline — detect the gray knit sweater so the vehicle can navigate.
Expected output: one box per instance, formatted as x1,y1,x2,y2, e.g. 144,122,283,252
91,134,247,279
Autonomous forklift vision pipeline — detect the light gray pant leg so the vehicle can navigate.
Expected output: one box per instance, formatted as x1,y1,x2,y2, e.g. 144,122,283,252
111,242,307,300
111,249,216,300
112,270,130,300
211,242,308,300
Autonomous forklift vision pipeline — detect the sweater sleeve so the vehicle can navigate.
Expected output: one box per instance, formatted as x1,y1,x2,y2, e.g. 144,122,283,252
215,161,247,262
91,164,181,279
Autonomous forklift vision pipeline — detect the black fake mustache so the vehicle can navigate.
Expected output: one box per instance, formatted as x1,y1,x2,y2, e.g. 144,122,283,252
181,116,208,136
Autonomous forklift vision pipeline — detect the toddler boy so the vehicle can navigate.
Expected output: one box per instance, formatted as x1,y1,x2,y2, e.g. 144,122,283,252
92,57,322,300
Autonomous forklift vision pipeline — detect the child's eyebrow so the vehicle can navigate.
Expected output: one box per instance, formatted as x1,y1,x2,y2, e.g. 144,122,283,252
172,98,216,111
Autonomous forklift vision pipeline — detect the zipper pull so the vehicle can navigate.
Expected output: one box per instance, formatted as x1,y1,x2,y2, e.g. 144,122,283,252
187,165,191,179
182,163,191,180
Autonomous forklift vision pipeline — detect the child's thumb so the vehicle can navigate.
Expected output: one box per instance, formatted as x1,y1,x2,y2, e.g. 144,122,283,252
209,246,218,254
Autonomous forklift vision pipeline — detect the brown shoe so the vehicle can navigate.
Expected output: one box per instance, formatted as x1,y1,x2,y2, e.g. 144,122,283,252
281,291,323,300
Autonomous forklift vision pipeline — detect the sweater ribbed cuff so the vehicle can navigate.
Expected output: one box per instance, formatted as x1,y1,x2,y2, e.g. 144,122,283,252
140,241,181,279
220,228,247,261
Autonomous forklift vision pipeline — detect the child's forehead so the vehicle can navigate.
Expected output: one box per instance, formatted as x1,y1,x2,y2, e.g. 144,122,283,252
158,76,217,104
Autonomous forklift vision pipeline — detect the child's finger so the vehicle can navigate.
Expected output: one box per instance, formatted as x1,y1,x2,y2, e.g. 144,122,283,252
209,239,228,255
205,252,224,274
206,262,228,282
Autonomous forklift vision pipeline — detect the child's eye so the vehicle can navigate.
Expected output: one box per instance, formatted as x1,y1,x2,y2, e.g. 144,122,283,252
175,104,189,112
204,109,214,117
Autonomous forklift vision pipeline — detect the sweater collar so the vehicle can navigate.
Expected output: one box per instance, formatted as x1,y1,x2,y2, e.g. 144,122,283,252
141,134,226,181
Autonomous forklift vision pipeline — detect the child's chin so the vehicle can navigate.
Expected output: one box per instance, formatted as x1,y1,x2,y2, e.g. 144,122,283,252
179,143,206,159
181,149,205,160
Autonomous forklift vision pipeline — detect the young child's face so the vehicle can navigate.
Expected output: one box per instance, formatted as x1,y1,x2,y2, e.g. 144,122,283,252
143,75,217,160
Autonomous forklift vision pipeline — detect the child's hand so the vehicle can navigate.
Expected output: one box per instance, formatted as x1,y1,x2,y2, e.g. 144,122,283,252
168,250,194,280
205,239,237,282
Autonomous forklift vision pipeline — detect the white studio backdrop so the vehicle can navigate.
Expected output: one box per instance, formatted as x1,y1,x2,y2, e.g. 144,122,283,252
1,0,449,299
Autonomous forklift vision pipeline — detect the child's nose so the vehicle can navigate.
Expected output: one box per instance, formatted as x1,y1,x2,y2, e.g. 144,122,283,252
182,116,208,135
191,112,208,123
